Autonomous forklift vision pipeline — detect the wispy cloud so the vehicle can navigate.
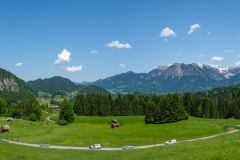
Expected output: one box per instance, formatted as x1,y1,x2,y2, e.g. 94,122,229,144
224,50,236,53
90,50,98,54
208,63,221,68
235,61,240,66
54,49,71,65
188,24,200,34
145,64,148,67
106,40,132,49
65,65,82,72
211,56,224,61
159,27,177,37
119,63,126,68
164,39,167,42
207,32,211,34
15,62,23,67
191,54,205,58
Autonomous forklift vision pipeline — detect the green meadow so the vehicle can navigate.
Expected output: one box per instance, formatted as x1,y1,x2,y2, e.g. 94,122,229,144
0,130,240,160
0,114,239,148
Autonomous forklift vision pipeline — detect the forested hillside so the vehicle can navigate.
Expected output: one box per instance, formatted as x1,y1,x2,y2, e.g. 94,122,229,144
27,76,77,93
79,85,109,94
27,76,110,95
0,68,36,102
182,84,240,119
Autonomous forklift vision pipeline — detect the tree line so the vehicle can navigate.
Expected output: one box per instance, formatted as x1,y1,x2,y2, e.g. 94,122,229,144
2,83,240,125
73,93,188,124
0,98,44,121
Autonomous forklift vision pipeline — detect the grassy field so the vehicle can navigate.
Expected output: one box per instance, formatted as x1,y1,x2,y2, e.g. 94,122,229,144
0,131,240,160
0,115,239,148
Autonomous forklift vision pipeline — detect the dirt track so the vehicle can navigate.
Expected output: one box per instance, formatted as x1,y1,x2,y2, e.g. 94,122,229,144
5,130,238,150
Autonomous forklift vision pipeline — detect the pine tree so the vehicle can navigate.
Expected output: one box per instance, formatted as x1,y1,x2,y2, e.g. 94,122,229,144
144,100,156,124
83,94,92,116
182,92,194,115
112,94,121,116
73,94,84,116
99,95,110,116
202,98,210,118
59,99,74,123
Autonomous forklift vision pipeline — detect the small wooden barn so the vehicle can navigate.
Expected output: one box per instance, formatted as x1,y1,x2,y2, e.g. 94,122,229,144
1,125,10,133
111,119,119,128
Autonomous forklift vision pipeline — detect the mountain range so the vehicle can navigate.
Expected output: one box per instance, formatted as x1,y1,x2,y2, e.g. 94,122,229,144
83,62,240,94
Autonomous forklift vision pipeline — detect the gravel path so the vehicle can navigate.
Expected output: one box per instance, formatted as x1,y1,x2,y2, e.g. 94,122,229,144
46,113,56,122
5,130,238,150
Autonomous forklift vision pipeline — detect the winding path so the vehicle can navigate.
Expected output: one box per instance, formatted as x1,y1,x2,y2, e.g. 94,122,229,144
46,113,56,123
5,130,238,150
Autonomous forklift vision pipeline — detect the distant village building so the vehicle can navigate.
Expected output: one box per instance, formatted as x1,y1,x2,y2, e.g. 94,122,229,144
50,105,59,111
111,119,119,128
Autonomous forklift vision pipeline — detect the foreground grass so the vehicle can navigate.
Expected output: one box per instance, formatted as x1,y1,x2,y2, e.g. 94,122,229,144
0,115,239,148
0,131,240,160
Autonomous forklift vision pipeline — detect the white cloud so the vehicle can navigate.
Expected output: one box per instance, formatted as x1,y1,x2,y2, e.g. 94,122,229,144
106,40,132,49
119,63,126,68
90,50,98,54
188,24,201,34
54,49,71,65
145,64,148,67
235,61,240,66
208,63,221,68
65,65,83,72
15,62,23,67
191,54,205,58
164,39,167,42
224,50,236,53
211,56,224,61
207,32,211,34
159,27,177,37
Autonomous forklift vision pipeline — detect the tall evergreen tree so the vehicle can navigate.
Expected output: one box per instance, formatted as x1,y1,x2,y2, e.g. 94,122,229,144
182,92,194,115
202,98,210,118
59,99,74,123
73,94,84,116
144,100,156,124
83,94,92,116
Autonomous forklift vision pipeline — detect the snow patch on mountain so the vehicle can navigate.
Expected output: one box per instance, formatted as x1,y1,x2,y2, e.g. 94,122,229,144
195,62,203,69
218,67,228,73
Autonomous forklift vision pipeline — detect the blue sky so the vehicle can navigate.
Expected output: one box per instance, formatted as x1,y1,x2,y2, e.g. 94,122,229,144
1,0,240,83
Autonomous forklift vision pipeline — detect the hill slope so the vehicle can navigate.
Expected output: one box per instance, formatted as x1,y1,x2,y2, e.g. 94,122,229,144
79,85,110,94
0,68,36,101
27,76,78,93
27,76,110,94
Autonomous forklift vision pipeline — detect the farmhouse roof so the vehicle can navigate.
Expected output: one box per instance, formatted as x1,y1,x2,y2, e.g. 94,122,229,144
50,105,59,109
111,119,118,123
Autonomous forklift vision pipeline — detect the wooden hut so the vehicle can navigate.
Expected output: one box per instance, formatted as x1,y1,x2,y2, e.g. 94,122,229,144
2,125,10,133
111,119,119,128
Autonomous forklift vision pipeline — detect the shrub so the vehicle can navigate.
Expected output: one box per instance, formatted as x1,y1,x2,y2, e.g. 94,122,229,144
29,114,36,121
58,120,68,125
